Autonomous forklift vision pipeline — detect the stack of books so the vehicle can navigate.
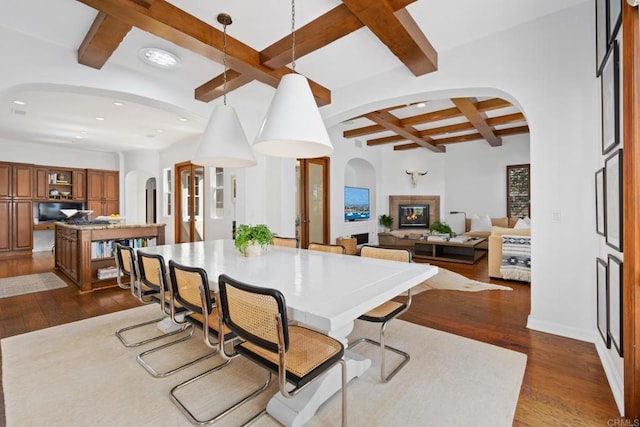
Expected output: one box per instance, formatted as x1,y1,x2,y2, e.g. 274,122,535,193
427,235,449,242
97,266,119,280
449,235,471,243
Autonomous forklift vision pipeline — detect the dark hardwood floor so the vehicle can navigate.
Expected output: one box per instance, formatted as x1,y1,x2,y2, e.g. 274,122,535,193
0,252,621,425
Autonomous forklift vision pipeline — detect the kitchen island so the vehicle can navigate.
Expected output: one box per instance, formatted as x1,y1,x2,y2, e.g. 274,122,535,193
55,222,165,292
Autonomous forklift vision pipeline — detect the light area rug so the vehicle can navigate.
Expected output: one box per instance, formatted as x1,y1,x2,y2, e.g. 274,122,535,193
2,305,527,427
410,267,512,295
0,272,67,298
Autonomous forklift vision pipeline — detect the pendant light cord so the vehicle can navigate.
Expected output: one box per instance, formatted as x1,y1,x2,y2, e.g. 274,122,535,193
222,21,228,106
291,0,296,72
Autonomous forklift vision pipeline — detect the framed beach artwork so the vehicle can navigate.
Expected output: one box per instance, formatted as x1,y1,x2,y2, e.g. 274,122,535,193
595,168,605,236
605,148,623,251
596,257,610,348
601,40,619,154
608,254,623,357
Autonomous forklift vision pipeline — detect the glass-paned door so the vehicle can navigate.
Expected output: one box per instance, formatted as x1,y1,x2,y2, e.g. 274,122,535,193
296,158,330,248
175,161,204,243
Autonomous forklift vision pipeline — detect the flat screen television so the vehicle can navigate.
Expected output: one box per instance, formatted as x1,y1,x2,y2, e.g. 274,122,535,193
344,186,370,221
38,202,85,222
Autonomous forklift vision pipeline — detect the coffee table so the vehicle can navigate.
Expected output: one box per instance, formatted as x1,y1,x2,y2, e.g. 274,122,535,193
414,237,487,264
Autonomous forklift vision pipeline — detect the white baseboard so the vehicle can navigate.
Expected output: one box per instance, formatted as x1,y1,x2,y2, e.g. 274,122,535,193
526,315,596,343
595,342,624,416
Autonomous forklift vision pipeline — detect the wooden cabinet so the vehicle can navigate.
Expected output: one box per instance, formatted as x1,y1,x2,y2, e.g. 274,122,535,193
55,223,165,292
73,169,86,201
0,162,33,257
87,169,119,216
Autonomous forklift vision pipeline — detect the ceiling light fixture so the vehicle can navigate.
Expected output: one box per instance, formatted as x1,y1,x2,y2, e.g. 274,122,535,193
252,0,333,158
113,101,124,107
415,102,426,108
12,100,26,105
193,13,256,168
138,47,180,69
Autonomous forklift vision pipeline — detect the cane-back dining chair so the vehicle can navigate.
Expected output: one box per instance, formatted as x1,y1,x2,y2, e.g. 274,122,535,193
271,236,299,248
349,245,413,382
307,242,346,254
114,243,182,348
168,261,271,426
217,274,348,426
134,251,215,378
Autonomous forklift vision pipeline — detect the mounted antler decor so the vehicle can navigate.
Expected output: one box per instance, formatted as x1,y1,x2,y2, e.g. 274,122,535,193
405,170,428,186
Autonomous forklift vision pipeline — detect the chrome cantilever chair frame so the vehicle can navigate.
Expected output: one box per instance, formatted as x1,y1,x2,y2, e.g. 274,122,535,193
217,274,347,426
114,243,175,348
134,251,216,379
348,246,413,382
167,261,271,426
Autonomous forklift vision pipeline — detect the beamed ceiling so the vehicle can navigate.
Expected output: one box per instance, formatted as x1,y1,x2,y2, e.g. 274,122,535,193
0,0,553,152
77,0,437,107
341,97,529,153
75,0,528,152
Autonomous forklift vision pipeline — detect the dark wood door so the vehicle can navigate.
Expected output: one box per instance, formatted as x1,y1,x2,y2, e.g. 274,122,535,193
73,169,86,201
296,157,330,249
175,161,204,243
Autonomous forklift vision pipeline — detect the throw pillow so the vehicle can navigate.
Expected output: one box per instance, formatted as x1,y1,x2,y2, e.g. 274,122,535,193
470,214,492,232
514,217,531,229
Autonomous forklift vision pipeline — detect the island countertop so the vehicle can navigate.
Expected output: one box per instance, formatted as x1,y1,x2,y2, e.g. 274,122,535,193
54,222,166,231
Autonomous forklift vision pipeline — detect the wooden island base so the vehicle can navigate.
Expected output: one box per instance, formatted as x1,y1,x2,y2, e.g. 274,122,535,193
55,222,165,292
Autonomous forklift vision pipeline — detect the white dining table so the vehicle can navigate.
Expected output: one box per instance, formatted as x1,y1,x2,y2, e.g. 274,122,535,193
140,239,438,426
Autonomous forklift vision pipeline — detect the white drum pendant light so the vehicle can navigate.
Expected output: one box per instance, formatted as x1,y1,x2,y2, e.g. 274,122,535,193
252,0,333,159
193,13,256,167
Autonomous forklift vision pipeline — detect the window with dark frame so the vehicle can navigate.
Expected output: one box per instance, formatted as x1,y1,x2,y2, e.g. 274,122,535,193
507,164,530,218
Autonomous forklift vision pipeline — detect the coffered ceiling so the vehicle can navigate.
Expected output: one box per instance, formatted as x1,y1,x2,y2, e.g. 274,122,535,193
0,0,580,152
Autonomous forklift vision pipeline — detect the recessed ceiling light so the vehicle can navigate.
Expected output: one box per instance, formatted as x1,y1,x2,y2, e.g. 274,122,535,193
12,100,26,105
138,47,180,69
113,101,124,107
178,117,188,122
415,102,426,108
95,117,105,121
75,135,84,139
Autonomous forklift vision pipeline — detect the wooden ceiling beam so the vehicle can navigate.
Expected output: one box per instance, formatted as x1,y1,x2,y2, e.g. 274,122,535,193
260,0,416,69
194,71,254,103
76,0,331,105
393,125,529,150
365,111,444,152
487,112,526,126
345,98,514,137
452,97,502,147
367,135,405,146
342,0,437,76
77,12,132,69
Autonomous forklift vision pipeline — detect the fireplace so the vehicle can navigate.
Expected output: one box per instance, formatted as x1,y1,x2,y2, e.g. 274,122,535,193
389,195,440,230
398,204,429,229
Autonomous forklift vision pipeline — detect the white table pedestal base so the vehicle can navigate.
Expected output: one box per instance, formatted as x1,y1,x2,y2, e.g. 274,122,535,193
266,349,370,427
156,317,184,333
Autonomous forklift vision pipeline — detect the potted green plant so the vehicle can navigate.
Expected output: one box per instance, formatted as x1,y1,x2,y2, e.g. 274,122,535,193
428,220,453,236
379,214,393,232
233,224,274,256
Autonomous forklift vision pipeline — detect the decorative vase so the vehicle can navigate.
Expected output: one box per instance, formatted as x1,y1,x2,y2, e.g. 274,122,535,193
244,243,265,257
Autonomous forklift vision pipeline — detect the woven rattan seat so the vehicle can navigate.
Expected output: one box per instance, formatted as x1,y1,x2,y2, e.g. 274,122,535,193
168,261,271,426
217,274,347,426
308,242,346,254
349,245,413,382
